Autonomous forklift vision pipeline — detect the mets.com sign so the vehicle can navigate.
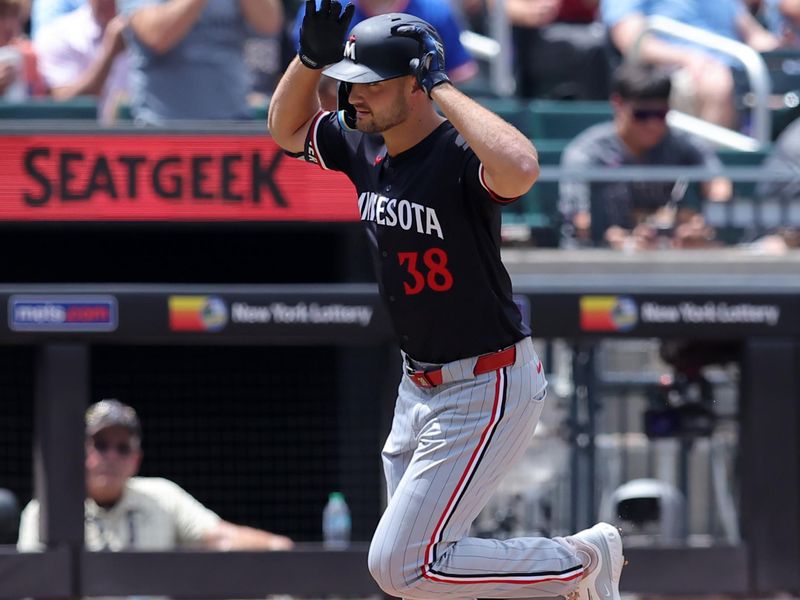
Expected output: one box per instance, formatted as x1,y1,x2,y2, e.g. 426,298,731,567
8,295,118,332
580,295,781,332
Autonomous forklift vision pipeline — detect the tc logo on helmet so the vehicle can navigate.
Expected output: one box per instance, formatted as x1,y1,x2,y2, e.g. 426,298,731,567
344,35,356,60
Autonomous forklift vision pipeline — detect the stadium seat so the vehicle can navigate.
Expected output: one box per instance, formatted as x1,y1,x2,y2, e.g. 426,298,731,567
703,148,771,244
717,147,769,197
475,96,529,132
757,50,800,140
250,104,269,121
527,99,612,142
0,96,97,120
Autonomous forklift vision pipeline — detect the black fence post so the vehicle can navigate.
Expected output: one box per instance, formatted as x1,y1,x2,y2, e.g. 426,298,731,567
34,343,89,598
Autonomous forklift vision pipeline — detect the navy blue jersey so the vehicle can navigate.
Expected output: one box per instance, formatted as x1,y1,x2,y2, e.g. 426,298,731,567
304,111,530,364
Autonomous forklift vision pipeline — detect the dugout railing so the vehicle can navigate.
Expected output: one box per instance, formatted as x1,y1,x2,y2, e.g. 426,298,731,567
0,264,798,597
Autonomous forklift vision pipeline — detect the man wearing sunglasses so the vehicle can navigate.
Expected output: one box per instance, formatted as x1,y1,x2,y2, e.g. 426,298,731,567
17,399,293,552
559,62,732,250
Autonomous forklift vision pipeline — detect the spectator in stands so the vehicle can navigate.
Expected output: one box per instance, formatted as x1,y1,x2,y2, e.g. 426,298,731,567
754,116,800,251
601,0,780,129
559,62,732,249
34,0,130,123
761,114,800,190
244,28,290,108
30,0,82,40
508,0,612,99
17,399,294,551
0,0,45,100
118,0,284,125
16,0,27,30
764,0,800,46
291,0,477,109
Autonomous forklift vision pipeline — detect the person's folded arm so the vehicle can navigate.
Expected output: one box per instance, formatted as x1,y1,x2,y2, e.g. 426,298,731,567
240,0,284,36
737,11,779,51
49,15,128,99
203,520,295,551
128,0,208,55
610,13,707,68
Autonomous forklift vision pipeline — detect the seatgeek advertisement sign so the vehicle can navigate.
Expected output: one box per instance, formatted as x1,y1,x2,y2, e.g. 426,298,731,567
0,134,358,221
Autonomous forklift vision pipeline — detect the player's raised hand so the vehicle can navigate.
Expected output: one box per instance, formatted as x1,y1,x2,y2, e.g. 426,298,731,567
299,0,355,69
394,23,450,97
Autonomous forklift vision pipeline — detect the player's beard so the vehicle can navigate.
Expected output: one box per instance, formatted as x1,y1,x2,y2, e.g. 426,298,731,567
357,92,410,134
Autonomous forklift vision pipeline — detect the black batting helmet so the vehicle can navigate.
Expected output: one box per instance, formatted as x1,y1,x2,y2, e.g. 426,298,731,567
323,13,442,83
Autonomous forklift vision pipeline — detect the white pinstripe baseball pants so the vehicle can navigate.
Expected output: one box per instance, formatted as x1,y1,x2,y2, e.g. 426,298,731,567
367,337,583,599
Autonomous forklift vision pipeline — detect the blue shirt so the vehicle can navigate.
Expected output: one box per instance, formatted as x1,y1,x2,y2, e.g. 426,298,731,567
601,0,747,64
31,0,85,40
292,0,473,73
119,0,252,124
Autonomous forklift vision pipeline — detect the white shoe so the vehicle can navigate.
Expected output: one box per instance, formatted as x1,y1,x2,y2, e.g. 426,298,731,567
568,522,624,600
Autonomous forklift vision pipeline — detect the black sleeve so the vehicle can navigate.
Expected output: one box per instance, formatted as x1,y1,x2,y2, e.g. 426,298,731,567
302,111,354,173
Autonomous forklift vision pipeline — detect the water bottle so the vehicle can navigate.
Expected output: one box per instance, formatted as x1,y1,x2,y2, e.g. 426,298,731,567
322,491,351,549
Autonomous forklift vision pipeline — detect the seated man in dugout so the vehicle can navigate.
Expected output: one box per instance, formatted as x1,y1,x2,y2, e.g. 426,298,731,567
558,62,733,250
17,399,294,552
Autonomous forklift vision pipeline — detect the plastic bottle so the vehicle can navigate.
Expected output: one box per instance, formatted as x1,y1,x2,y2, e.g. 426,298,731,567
322,491,351,549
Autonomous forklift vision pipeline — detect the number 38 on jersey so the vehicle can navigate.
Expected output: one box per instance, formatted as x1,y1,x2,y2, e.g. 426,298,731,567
397,248,454,295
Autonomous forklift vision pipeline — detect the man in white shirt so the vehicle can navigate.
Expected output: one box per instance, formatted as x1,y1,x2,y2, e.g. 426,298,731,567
30,0,84,40
33,0,130,123
17,399,294,551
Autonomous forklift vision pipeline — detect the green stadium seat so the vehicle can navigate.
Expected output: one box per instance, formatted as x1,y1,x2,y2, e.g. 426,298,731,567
115,102,133,121
533,139,568,158
760,49,800,90
527,99,612,141
717,147,769,198
757,50,800,140
702,148,770,244
716,147,769,165
475,97,529,132
250,104,269,121
0,96,98,120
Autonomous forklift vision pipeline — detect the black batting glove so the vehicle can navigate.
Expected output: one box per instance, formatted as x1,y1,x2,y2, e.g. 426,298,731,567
299,0,355,69
394,24,450,97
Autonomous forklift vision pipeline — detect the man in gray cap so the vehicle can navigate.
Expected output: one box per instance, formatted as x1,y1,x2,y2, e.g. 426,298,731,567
18,399,293,552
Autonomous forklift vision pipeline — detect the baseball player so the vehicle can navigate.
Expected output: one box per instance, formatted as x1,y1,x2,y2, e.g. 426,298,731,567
268,4,624,599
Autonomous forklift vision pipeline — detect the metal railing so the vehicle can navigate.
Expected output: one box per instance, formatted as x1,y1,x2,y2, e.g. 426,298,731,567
631,16,772,150
459,0,516,98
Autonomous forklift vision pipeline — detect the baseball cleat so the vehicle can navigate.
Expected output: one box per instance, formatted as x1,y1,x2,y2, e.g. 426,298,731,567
570,522,624,600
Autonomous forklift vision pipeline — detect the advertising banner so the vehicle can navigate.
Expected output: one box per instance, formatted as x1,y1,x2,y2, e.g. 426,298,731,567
520,292,800,338
0,134,358,222
0,286,395,344
2,286,798,343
